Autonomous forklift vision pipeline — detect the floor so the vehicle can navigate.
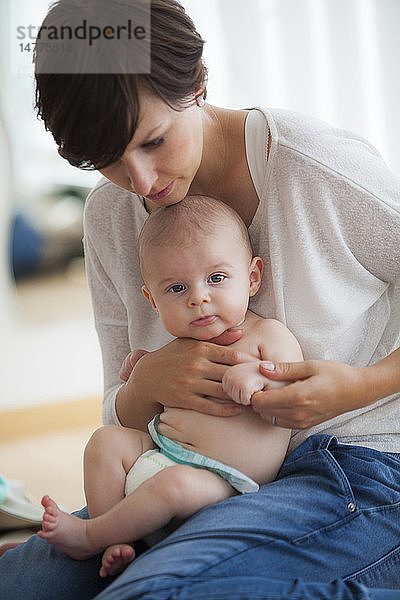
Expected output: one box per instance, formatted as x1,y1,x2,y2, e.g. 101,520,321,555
0,422,100,545
1,262,102,545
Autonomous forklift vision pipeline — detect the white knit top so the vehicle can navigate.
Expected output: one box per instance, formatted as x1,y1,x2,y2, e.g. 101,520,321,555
83,108,400,453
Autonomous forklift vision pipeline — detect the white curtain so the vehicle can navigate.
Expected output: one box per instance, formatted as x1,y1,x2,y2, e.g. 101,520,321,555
183,0,400,174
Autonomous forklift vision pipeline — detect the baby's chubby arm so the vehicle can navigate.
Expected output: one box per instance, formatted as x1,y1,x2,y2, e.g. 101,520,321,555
222,319,303,406
222,362,285,405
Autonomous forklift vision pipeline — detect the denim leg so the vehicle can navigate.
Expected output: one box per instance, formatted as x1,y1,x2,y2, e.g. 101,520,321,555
94,435,400,600
171,579,400,600
97,575,400,600
1,436,400,600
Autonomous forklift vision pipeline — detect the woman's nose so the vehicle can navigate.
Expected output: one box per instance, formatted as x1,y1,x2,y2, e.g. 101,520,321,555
122,152,157,197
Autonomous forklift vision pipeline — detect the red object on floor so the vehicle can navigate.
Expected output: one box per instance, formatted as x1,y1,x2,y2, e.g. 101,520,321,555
0,542,22,558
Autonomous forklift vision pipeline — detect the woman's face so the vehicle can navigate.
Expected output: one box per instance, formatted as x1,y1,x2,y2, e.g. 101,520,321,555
100,89,204,207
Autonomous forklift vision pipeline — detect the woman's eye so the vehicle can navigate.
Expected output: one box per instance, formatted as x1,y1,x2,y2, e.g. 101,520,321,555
208,273,226,284
143,137,164,149
168,284,186,293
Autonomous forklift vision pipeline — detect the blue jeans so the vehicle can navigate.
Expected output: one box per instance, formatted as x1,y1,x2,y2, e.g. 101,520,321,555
1,435,400,600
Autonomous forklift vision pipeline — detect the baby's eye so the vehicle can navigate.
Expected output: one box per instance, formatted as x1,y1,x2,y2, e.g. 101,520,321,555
208,273,226,284
168,283,186,293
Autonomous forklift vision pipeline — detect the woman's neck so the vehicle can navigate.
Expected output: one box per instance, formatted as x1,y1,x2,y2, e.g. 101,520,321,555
189,104,226,195
190,104,259,227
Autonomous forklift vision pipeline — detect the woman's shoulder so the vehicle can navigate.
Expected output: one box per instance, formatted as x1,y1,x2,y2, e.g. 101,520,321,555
85,176,141,213
84,177,147,237
253,107,399,202
260,107,382,163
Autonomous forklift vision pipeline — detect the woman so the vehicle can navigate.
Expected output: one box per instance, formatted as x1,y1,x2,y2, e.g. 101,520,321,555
1,0,399,598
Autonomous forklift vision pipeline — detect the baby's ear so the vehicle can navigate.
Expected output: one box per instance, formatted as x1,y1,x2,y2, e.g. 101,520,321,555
249,257,263,297
141,285,158,312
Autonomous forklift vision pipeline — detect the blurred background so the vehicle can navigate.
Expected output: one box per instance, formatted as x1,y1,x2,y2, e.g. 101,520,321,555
0,0,399,519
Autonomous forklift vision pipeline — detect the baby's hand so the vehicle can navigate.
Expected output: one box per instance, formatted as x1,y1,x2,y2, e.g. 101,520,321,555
119,349,149,382
222,362,286,405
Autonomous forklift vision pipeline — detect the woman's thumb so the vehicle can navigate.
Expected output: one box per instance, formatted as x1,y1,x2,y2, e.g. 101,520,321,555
259,360,309,381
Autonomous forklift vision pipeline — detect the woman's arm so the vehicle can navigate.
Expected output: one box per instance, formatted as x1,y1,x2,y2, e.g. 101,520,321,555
247,120,400,431
250,346,400,429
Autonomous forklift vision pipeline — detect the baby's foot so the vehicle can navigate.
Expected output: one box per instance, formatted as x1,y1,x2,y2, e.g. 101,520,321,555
100,544,135,578
37,495,99,560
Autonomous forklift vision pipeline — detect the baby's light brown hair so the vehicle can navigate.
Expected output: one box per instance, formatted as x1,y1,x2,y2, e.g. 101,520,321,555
138,195,253,283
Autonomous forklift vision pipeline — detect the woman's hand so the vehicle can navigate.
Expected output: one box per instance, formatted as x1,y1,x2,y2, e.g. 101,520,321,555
119,327,243,383
251,359,371,429
116,333,257,429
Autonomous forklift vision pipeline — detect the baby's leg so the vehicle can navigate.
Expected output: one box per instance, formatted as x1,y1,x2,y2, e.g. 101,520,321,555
83,425,155,576
38,465,235,571
83,425,155,518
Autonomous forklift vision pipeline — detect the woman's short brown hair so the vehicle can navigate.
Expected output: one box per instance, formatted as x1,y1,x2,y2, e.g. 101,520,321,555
34,0,207,170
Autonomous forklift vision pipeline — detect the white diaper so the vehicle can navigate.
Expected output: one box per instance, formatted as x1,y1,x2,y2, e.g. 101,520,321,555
125,449,179,547
125,449,178,496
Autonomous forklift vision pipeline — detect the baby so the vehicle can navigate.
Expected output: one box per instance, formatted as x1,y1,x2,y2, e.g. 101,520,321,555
38,196,303,577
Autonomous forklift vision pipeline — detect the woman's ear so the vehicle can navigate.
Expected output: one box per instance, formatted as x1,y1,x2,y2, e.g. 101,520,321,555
141,285,158,312
249,257,263,297
194,78,207,106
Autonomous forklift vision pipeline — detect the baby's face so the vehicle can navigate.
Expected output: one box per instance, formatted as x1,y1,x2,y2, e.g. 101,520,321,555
142,227,261,340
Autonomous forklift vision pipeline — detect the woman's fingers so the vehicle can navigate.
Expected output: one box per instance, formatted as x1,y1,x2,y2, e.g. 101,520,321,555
189,396,241,417
259,359,317,381
160,391,240,418
205,343,256,367
252,360,364,429
251,381,319,429
192,379,233,401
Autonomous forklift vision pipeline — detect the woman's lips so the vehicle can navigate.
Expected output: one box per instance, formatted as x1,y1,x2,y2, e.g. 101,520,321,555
146,181,174,202
190,315,217,327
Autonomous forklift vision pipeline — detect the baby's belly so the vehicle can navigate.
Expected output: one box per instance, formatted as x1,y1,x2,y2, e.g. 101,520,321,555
157,407,290,485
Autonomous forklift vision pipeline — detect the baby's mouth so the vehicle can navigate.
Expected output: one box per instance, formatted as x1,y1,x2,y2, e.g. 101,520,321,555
190,315,217,327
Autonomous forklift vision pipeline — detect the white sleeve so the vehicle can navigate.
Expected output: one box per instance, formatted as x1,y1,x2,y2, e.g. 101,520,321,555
332,148,400,285
82,180,150,426
83,232,128,425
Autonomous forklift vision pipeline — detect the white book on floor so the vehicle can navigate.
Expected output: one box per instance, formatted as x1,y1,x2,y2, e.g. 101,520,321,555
0,476,44,531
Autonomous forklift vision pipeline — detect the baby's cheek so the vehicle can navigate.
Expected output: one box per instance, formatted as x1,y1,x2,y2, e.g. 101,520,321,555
224,297,247,326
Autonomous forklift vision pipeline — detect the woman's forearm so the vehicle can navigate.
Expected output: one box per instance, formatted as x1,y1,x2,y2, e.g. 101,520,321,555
115,372,162,431
362,346,400,405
